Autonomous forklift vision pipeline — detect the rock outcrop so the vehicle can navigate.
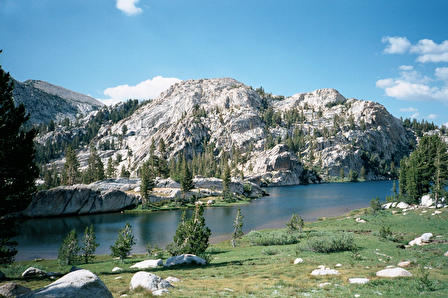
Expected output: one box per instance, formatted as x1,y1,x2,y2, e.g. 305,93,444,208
23,185,138,217
0,283,32,297
376,267,412,278
22,269,112,297
12,78,103,125
165,254,206,267
130,259,163,269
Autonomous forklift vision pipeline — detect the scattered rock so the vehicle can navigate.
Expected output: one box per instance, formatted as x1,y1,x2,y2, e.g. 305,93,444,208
115,276,122,280
432,210,442,215
294,258,304,264
392,210,398,214
376,267,412,278
409,233,433,246
354,294,360,298
318,282,331,288
165,254,206,267
223,288,234,292
130,259,163,269
420,195,434,207
420,233,433,242
444,251,448,257
0,282,32,297
398,261,411,268
22,269,112,297
206,199,214,205
21,267,47,278
349,278,369,284
396,202,409,209
112,267,122,272
130,272,172,295
382,203,392,209
311,266,340,276
153,289,169,296
165,276,181,283
335,263,342,268
355,218,366,223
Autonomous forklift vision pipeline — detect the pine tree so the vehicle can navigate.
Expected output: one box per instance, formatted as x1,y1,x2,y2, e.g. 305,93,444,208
180,157,194,192
286,213,304,233
431,143,448,208
222,163,233,202
349,169,358,182
81,225,99,264
140,162,154,207
120,165,130,178
63,146,80,185
110,223,135,261
167,205,211,256
360,166,366,180
231,208,243,247
398,158,407,199
106,157,116,178
0,56,39,264
58,229,80,266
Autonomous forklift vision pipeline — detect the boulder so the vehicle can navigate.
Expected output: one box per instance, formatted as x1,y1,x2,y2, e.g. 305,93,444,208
129,272,172,293
153,289,169,296
420,233,433,242
409,233,433,246
165,254,206,267
293,258,304,264
207,199,214,205
398,261,411,268
396,202,409,209
382,202,393,209
376,267,412,278
355,218,366,223
22,269,112,297
21,267,47,278
0,283,32,297
310,266,339,276
420,194,434,207
23,186,138,217
130,259,163,269
335,263,342,268
112,267,122,272
349,278,369,284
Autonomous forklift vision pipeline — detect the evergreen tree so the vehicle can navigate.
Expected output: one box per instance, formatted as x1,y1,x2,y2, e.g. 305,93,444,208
106,157,116,178
339,167,345,180
110,223,135,261
58,229,80,266
222,163,233,202
231,208,243,247
398,158,407,199
140,161,154,207
81,225,99,264
167,205,211,256
0,57,39,264
120,165,130,178
360,166,366,180
431,143,448,208
180,157,194,192
349,169,358,182
63,146,80,185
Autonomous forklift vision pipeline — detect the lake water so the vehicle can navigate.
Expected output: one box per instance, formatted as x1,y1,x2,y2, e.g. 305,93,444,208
15,181,394,260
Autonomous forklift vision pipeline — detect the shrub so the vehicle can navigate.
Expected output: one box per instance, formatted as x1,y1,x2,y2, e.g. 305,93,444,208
286,214,304,233
416,265,436,291
246,230,300,246
370,197,382,212
378,225,403,243
307,232,356,253
261,248,279,255
110,223,136,261
243,183,252,194
58,229,80,266
146,244,163,258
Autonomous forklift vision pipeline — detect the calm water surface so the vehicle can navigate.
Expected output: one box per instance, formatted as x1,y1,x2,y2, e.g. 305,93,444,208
15,181,394,260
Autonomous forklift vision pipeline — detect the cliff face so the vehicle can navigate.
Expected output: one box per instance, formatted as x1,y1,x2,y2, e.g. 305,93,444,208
81,78,415,185
12,79,104,125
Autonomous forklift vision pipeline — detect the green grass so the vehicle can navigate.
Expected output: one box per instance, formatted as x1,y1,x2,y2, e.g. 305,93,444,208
1,207,448,297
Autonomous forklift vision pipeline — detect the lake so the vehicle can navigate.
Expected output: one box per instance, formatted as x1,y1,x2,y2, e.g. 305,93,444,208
15,180,394,260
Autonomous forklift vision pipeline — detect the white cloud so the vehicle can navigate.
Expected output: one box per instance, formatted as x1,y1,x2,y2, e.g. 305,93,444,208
399,65,413,71
410,39,448,63
101,76,181,104
427,113,437,119
376,65,448,102
399,107,418,112
116,0,142,16
435,67,448,81
382,36,411,54
411,112,420,119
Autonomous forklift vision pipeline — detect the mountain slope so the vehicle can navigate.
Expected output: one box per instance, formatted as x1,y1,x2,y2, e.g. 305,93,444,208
12,78,104,125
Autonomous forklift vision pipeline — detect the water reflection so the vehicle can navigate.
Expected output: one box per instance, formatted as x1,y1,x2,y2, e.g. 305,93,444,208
15,181,393,260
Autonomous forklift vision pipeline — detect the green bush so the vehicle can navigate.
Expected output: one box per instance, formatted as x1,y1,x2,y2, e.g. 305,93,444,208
110,223,136,261
58,229,80,266
286,214,304,233
307,232,357,253
261,248,279,255
370,197,382,212
246,230,300,246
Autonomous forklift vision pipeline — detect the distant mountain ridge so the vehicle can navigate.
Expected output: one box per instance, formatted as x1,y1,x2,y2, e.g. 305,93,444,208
12,78,104,125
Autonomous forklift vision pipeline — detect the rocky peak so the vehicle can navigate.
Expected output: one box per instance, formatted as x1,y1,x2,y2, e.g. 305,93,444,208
278,88,346,110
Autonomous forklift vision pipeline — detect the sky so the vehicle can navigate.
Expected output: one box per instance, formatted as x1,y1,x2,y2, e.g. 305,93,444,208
1,0,448,126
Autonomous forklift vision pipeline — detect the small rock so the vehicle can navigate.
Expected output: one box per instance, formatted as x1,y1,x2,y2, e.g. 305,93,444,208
386,265,395,268
165,254,206,267
120,295,128,297
396,202,409,209
392,210,398,214
294,258,304,264
165,276,181,283
129,271,172,292
376,267,412,278
349,278,369,284
311,266,340,276
21,267,47,278
112,267,122,272
398,261,411,268
115,276,123,280
130,259,163,269
207,199,214,205
354,294,360,298
420,233,433,243
421,210,427,213
355,218,366,223
223,288,234,292
318,282,331,288
335,263,342,268
444,251,448,257
153,289,169,296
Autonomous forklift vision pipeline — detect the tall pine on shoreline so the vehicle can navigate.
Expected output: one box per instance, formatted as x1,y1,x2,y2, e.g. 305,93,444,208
0,51,39,264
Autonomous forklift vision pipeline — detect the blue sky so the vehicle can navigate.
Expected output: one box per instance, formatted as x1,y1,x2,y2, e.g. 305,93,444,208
1,0,448,126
